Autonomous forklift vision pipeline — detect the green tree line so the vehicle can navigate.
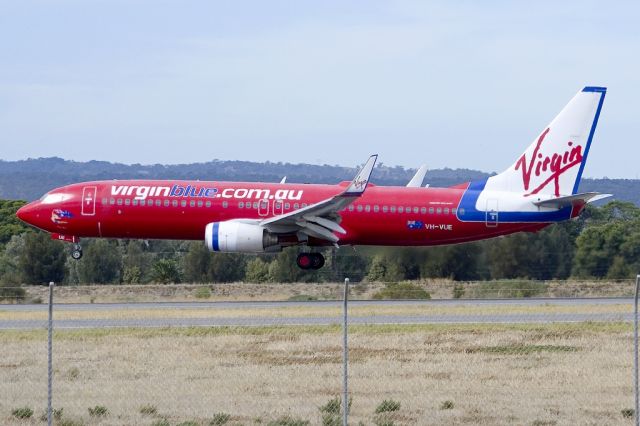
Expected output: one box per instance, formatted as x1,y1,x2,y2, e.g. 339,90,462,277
1,199,639,286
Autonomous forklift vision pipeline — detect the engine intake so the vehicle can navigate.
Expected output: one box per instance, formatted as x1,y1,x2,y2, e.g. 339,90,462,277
205,221,280,253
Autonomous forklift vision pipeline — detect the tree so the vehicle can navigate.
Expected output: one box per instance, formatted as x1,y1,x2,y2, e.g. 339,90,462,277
245,257,271,283
182,242,211,283
0,200,29,245
18,231,67,284
152,258,182,284
77,239,122,284
208,253,246,283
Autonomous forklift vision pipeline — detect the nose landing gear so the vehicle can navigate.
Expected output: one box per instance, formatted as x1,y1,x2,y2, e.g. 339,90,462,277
71,243,83,260
296,252,325,270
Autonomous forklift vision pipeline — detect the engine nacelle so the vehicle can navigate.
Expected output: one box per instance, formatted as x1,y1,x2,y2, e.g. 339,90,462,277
205,221,280,253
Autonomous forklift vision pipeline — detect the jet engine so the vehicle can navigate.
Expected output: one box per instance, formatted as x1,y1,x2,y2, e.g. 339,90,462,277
205,221,280,253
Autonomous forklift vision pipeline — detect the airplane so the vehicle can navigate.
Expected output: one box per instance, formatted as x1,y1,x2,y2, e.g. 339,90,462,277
17,86,608,270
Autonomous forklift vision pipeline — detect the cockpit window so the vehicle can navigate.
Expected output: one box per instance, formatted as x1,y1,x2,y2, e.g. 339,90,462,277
40,193,73,204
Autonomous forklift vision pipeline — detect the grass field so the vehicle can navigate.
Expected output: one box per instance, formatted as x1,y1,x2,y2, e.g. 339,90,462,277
0,321,634,425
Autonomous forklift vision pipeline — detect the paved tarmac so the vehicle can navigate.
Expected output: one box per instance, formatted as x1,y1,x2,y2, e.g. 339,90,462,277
0,298,634,330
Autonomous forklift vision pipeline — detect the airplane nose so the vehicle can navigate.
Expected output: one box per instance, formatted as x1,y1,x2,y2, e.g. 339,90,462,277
16,202,39,225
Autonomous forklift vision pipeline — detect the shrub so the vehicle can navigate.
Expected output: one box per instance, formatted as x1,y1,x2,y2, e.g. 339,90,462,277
321,413,341,426
375,399,401,413
139,404,157,416
373,283,430,300
151,419,170,426
470,280,547,298
373,418,396,426
440,400,454,410
267,416,310,426
195,286,211,299
0,284,26,303
452,284,465,299
622,408,635,418
12,407,33,419
58,419,85,426
88,405,108,417
288,294,318,301
319,397,341,414
210,412,231,425
39,407,63,421
176,422,198,426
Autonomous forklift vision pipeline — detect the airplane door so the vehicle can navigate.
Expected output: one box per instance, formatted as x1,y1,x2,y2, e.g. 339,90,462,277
258,199,269,217
273,200,284,216
486,199,498,227
81,186,97,216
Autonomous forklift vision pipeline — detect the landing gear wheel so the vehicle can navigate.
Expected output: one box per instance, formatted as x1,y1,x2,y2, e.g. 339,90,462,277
296,253,325,270
71,244,83,260
310,253,325,270
296,253,313,270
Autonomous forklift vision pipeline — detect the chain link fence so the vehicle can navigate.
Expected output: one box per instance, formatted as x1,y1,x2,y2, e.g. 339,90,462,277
1,279,637,425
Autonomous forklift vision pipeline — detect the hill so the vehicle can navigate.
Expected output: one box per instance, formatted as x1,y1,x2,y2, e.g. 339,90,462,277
0,157,638,205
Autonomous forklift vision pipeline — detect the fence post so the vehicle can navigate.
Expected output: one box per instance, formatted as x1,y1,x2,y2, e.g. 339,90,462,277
342,277,350,426
47,282,54,426
635,275,639,426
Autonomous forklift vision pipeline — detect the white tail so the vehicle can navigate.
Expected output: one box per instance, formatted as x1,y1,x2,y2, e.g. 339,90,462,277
486,87,606,197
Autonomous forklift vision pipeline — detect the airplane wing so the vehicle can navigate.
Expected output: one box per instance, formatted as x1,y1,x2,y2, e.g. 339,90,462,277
259,154,378,244
533,192,612,208
406,164,427,187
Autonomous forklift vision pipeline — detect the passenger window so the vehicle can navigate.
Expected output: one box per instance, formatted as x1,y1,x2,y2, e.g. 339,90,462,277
302,203,308,208
101,198,107,205
117,199,123,206
140,200,146,206
374,205,379,213
285,203,290,209
357,205,363,212
459,208,465,216
163,200,169,207
348,205,354,211
125,199,131,206
253,202,258,209
406,206,411,212
155,200,161,206
390,206,396,213
436,208,442,214
294,203,300,209
205,201,211,208
239,201,244,208
365,205,371,212
133,200,138,206
413,207,418,213
181,200,187,207
429,207,434,214
172,200,178,207
382,206,388,213
246,203,251,209
223,201,229,208
110,198,115,205
190,200,195,207
452,208,457,215
444,207,450,214
398,206,404,213
197,200,203,207
420,207,426,214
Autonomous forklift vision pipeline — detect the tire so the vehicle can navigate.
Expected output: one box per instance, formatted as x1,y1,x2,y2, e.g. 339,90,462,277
71,250,83,260
311,253,325,270
296,253,312,270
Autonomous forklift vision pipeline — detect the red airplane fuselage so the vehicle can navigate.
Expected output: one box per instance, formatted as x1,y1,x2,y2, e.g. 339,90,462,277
17,179,549,247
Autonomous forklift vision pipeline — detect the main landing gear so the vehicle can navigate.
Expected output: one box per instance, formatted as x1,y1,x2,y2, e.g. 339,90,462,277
71,243,83,260
296,252,325,270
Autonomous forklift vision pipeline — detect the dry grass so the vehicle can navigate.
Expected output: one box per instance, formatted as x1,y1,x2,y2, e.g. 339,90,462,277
0,302,632,322
12,279,635,304
0,323,633,425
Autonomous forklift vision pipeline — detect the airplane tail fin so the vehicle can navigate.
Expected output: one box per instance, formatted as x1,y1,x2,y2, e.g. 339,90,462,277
488,87,606,197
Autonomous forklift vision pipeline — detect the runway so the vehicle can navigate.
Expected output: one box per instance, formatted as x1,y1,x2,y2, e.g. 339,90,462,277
0,298,634,330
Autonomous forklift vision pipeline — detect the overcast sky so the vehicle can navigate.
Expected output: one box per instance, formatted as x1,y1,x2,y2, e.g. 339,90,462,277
1,1,638,178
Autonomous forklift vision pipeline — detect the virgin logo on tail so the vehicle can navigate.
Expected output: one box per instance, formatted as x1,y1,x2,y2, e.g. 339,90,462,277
515,128,583,196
